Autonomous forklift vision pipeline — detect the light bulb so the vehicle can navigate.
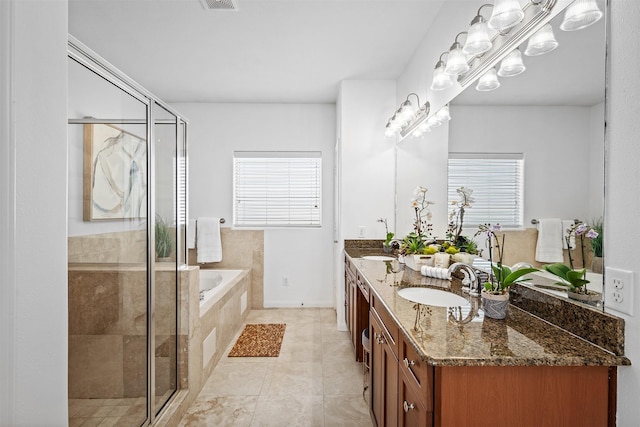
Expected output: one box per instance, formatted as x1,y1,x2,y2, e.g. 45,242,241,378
560,0,603,32
524,24,558,56
436,106,451,122
498,48,526,77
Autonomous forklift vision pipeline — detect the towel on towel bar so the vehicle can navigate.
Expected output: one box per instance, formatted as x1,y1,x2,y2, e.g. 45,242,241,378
535,218,564,263
187,219,197,249
196,217,222,263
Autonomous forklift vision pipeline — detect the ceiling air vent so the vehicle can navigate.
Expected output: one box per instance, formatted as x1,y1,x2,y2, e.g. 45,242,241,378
199,0,238,11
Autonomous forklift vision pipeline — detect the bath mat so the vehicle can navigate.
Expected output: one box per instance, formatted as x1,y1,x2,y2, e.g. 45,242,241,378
228,323,286,357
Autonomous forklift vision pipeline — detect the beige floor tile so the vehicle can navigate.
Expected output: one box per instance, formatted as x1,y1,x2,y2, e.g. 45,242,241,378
198,361,271,397
322,339,357,363
68,418,87,427
74,406,101,418
106,406,130,417
97,417,122,427
78,418,105,427
276,336,323,363
324,394,373,426
178,396,258,427
250,395,324,427
323,359,367,396
262,362,323,396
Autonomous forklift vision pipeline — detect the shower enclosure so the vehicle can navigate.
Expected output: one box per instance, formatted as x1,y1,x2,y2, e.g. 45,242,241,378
67,37,188,426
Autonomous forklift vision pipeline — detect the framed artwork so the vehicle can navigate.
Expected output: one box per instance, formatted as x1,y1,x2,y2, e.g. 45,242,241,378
83,123,147,221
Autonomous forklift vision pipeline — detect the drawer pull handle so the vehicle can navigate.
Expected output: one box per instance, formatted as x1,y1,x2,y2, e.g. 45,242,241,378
374,332,385,345
403,401,415,412
403,358,415,368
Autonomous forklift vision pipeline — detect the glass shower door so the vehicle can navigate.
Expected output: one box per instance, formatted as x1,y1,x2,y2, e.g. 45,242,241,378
152,102,179,415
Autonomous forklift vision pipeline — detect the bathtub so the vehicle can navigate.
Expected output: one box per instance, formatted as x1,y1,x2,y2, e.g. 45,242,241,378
199,269,248,314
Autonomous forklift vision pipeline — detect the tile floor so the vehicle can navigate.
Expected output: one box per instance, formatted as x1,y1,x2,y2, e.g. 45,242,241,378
178,307,373,427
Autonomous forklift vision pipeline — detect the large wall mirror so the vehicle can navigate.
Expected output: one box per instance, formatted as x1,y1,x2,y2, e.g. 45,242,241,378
395,0,607,310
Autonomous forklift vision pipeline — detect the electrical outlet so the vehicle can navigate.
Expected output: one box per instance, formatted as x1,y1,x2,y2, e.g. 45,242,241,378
358,226,366,238
282,276,289,287
605,267,634,316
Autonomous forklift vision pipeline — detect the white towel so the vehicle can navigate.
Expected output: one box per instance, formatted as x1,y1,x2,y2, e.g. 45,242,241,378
196,217,222,263
535,218,564,262
187,219,197,249
562,219,575,250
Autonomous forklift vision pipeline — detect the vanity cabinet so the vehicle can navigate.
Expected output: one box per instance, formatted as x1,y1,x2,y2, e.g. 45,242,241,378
345,256,370,362
370,298,398,427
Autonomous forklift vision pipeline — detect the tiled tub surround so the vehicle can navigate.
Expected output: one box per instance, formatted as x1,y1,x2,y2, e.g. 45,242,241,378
344,248,630,367
189,228,264,309
68,260,252,426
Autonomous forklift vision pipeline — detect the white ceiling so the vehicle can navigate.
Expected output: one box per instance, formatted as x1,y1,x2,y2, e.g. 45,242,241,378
68,0,606,106
68,0,446,104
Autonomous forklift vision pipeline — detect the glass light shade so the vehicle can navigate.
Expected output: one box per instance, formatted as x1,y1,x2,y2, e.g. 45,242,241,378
399,101,416,121
427,115,442,128
476,68,500,91
445,45,470,76
384,124,396,137
435,106,451,122
560,0,603,31
430,63,454,91
488,0,524,32
498,48,526,77
524,24,558,56
463,20,492,56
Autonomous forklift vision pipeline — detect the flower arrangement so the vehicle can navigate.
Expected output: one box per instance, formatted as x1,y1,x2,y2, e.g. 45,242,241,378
447,186,474,248
565,220,601,269
400,186,434,255
475,223,538,294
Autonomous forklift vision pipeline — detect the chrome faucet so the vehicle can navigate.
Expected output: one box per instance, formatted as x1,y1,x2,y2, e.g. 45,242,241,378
448,262,481,296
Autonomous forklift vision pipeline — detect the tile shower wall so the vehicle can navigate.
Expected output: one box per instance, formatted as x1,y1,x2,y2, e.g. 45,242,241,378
188,229,264,309
68,265,181,399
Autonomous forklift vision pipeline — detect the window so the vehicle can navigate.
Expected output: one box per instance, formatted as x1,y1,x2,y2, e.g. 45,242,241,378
233,151,322,227
448,153,523,228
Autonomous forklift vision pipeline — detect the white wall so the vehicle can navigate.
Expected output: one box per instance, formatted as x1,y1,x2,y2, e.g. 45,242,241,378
0,0,69,425
589,102,605,220
450,105,593,225
171,103,336,307
607,2,640,425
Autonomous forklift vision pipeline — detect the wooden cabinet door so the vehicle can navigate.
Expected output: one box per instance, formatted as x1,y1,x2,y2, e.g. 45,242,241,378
398,369,431,427
371,312,398,427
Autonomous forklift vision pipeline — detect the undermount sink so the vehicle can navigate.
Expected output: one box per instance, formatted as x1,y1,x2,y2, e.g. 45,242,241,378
361,255,395,261
397,287,469,307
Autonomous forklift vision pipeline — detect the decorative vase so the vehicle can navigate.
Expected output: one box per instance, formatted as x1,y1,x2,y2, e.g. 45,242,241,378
404,254,434,271
591,256,603,274
481,290,510,320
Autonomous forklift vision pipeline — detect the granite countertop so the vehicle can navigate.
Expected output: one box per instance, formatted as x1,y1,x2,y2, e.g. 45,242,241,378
345,248,630,367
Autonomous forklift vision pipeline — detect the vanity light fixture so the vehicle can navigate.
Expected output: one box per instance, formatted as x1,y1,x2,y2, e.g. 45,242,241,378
435,105,452,122
476,67,501,91
386,94,430,138
430,52,454,91
463,4,494,56
488,0,524,32
445,32,470,76
524,23,558,56
559,0,603,31
497,47,526,77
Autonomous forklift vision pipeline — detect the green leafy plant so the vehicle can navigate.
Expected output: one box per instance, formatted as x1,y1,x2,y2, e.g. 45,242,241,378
378,218,395,249
588,217,603,258
155,215,173,259
543,263,590,292
401,232,425,255
475,223,538,294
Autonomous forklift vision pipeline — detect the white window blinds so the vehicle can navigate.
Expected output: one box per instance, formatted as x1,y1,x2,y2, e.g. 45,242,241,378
448,153,524,228
233,151,322,227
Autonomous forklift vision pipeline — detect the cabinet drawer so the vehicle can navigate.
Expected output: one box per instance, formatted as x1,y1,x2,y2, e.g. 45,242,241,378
398,369,432,427
345,255,356,277
399,334,432,406
371,294,398,356
356,271,369,303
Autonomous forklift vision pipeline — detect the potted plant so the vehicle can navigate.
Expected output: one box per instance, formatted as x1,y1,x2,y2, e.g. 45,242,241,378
377,218,396,254
543,263,601,303
588,218,603,273
155,215,173,261
475,223,538,319
400,186,436,270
